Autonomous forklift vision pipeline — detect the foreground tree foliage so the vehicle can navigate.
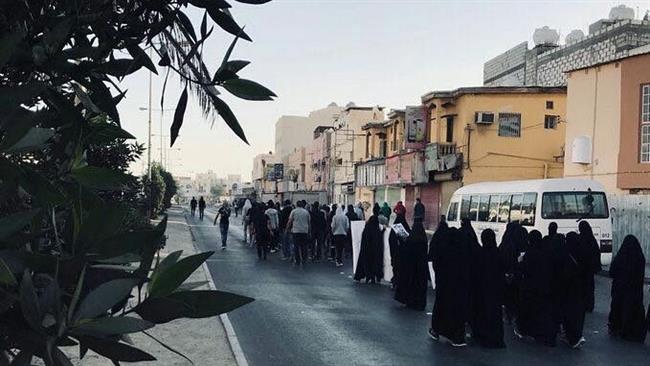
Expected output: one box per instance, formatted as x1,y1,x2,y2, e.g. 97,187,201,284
0,0,273,364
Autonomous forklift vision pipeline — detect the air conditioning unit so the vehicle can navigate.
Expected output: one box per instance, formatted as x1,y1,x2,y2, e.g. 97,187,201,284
475,112,495,125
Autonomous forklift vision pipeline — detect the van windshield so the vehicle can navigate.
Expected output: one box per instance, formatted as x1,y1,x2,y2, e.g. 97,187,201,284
541,191,609,219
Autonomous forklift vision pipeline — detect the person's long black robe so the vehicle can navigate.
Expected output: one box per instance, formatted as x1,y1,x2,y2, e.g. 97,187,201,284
472,232,506,348
560,233,587,346
354,215,384,282
394,223,428,310
578,223,602,313
461,219,482,333
608,235,647,343
430,227,470,344
517,232,556,345
499,223,521,323
389,215,410,287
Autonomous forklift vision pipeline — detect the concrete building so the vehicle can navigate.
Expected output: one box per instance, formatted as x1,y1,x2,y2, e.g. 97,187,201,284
274,103,343,159
354,86,567,230
423,86,567,216
564,49,650,194
330,104,385,205
251,152,280,199
484,5,650,87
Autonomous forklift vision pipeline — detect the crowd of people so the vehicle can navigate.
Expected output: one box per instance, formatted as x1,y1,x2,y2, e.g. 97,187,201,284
199,197,650,350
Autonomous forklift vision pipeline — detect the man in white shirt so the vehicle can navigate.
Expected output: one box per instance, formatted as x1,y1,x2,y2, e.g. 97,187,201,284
265,200,280,253
331,206,350,267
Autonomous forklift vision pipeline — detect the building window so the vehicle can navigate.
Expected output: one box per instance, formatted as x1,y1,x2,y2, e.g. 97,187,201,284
365,133,370,158
546,101,554,109
392,123,397,151
498,113,521,137
446,116,454,143
544,115,558,129
642,84,650,163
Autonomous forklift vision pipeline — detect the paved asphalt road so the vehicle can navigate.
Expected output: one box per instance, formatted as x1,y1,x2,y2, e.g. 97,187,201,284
188,208,649,366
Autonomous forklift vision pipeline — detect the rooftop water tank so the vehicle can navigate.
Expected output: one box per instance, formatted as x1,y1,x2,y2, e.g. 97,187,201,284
328,102,338,107
571,135,592,164
609,4,635,20
345,101,356,108
533,26,560,46
565,29,585,43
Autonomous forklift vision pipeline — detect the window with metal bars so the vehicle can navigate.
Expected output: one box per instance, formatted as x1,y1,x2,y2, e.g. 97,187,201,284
498,113,521,137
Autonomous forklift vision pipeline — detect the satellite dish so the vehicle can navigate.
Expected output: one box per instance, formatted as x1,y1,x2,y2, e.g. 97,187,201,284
609,4,634,20
565,29,585,44
533,26,560,46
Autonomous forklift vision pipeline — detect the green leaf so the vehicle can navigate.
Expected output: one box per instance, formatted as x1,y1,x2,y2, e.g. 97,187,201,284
207,8,252,42
19,270,42,331
67,267,86,322
0,209,41,240
88,77,121,123
212,60,249,82
101,59,139,78
9,350,33,366
147,251,214,298
126,44,157,75
209,95,248,144
70,166,132,190
73,316,154,336
78,205,131,245
86,123,135,144
177,281,208,291
180,33,210,67
74,278,139,321
167,290,254,318
169,87,188,147
0,28,24,69
72,82,101,113
150,250,183,287
222,78,276,101
190,0,231,8
78,336,156,362
0,257,17,286
0,107,50,150
221,33,241,66
235,0,272,3
200,11,208,38
1,127,54,153
175,11,197,42
133,296,192,324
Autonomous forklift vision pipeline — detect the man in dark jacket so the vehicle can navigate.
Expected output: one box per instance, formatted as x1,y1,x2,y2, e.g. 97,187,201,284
414,198,425,222
310,201,327,262
279,200,293,260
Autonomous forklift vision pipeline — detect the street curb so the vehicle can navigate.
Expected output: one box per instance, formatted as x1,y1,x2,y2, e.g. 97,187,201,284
182,209,249,366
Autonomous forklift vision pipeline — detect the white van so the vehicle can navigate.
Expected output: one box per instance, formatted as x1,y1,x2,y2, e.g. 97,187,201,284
445,178,613,264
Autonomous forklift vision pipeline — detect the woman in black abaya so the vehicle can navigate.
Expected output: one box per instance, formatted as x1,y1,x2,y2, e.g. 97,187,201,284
429,227,471,347
472,229,506,348
608,235,646,343
389,214,410,288
560,232,587,348
394,220,429,310
354,208,384,284
578,221,602,313
516,230,556,346
499,223,525,324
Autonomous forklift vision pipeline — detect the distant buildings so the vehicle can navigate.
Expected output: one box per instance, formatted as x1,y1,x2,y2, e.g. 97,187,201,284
173,171,243,203
248,4,650,230
484,4,650,87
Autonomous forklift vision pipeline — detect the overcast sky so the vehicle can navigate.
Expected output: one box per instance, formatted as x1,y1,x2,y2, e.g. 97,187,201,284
118,0,649,181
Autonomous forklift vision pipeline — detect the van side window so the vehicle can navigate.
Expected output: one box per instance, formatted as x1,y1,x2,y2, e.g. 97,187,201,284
498,195,511,223
447,202,459,222
478,195,490,221
488,194,499,222
460,196,471,220
510,194,523,223
469,195,480,221
521,193,537,226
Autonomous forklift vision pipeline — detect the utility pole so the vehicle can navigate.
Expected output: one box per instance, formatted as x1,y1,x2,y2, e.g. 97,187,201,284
160,108,164,168
147,47,153,179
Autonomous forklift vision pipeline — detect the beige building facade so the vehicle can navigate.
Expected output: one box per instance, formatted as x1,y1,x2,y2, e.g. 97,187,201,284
564,51,650,193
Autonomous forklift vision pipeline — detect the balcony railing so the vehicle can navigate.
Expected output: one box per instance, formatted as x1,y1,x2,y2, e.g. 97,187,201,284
425,142,460,172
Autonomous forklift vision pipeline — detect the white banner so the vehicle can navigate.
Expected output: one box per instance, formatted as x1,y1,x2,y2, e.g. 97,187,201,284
351,220,365,274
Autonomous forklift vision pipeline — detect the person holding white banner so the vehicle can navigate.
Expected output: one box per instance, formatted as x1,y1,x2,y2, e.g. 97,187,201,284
394,219,429,311
388,214,410,288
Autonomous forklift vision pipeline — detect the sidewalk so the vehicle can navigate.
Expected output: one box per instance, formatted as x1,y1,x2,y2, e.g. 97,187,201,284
69,206,239,366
